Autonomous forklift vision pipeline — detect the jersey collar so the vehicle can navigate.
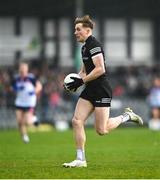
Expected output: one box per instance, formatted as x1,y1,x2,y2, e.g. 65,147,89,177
85,35,93,44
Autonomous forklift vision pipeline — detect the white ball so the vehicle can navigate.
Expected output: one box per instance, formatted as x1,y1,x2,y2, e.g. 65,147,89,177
64,73,81,92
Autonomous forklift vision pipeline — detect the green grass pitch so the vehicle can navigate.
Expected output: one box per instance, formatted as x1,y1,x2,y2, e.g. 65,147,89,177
0,127,160,179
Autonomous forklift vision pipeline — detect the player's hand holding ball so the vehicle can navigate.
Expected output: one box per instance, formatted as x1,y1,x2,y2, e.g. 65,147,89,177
64,73,84,92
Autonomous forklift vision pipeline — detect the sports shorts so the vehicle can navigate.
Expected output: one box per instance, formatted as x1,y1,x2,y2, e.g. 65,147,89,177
15,106,35,112
80,78,112,107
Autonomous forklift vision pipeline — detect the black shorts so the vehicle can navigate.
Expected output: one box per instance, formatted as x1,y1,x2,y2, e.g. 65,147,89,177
80,78,112,107
15,106,35,112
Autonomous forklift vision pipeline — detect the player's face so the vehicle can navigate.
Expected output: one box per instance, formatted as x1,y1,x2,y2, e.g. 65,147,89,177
74,23,90,43
154,78,160,87
19,64,28,77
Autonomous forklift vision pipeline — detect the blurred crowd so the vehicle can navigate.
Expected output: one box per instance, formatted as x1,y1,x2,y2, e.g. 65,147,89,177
0,61,160,125
109,64,160,98
0,62,160,104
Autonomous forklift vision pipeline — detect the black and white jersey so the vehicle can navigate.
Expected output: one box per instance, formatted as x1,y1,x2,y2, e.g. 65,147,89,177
81,35,107,78
80,36,112,106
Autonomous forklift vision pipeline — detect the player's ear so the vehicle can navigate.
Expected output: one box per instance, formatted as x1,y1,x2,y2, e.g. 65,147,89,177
86,27,91,34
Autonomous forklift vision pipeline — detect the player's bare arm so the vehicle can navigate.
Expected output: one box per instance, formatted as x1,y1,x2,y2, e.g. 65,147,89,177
82,53,105,83
35,81,42,95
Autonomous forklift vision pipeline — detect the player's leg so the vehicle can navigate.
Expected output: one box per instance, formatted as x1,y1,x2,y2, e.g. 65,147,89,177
20,110,35,143
151,107,160,120
149,107,160,130
63,98,94,168
24,109,34,126
25,108,39,126
73,98,93,150
94,107,123,135
16,109,26,135
95,107,143,135
16,109,29,143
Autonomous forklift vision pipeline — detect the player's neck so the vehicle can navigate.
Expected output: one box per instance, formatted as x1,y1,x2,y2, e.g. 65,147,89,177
84,34,92,43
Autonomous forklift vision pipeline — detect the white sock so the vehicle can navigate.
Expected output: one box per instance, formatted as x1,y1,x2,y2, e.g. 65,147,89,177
76,149,85,161
122,113,130,123
22,134,30,143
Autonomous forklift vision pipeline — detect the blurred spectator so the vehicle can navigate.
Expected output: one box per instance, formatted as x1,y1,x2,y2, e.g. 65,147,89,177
147,76,160,130
11,62,42,143
50,89,60,108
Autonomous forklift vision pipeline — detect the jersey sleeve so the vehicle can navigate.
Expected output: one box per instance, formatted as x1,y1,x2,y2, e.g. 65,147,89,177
89,41,103,58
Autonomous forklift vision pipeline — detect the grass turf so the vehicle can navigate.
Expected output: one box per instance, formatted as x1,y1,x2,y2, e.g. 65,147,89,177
0,127,160,179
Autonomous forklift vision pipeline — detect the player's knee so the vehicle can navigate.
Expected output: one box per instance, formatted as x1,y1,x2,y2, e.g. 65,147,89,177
72,116,82,128
18,121,23,126
96,128,109,136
